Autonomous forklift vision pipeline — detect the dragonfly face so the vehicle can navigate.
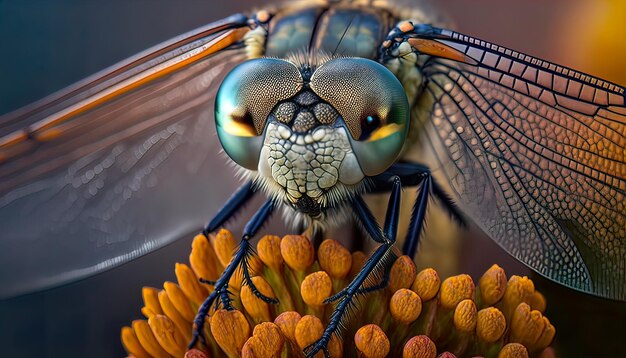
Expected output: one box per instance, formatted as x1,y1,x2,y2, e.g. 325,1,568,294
215,56,409,218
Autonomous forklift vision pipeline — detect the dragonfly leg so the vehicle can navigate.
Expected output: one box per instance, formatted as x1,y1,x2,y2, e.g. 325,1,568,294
371,162,465,258
202,180,256,236
305,176,402,358
189,198,278,349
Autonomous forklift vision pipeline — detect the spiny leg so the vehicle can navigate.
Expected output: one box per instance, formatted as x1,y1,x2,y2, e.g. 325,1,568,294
305,176,402,358
196,180,257,287
189,198,278,348
194,181,257,293
202,180,256,236
371,162,465,258
403,174,431,258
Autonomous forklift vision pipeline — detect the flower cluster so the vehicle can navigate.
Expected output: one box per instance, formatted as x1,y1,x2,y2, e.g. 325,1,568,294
121,229,555,357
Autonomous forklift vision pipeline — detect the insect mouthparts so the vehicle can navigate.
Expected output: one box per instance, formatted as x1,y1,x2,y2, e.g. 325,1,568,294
294,195,324,218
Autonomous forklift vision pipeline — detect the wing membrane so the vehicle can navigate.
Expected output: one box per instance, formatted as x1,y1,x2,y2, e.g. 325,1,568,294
417,30,626,300
0,16,249,298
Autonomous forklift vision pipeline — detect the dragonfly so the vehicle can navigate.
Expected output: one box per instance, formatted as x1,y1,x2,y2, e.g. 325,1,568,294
0,0,624,355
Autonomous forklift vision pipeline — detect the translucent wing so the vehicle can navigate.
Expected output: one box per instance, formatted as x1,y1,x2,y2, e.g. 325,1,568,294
415,29,626,300
0,15,250,298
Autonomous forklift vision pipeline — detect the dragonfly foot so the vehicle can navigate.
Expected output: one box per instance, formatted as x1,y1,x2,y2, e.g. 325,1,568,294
188,238,277,349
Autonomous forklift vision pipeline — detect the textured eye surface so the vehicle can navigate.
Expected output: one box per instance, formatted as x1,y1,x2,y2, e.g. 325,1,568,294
215,58,302,169
310,58,409,176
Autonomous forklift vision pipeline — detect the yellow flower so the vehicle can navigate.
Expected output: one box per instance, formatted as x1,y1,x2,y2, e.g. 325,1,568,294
121,230,556,357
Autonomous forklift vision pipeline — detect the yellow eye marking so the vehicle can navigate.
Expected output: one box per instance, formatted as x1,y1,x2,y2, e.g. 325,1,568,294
367,123,404,141
223,120,257,137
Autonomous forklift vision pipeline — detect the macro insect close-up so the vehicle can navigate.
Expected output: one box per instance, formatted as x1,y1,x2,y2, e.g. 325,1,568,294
1,0,625,357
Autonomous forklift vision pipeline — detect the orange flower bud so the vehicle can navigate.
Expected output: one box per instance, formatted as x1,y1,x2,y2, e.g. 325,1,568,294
530,291,547,313
274,311,302,343
141,306,157,319
453,299,477,332
210,309,251,357
301,271,332,306
317,239,352,279
257,235,283,270
295,315,324,350
510,303,545,348
175,263,208,306
240,276,276,323
253,321,284,347
121,326,150,358
158,290,192,342
190,233,221,282
142,287,163,316
211,229,237,268
390,288,422,324
148,315,187,357
132,319,170,358
163,281,195,322
255,10,270,23
440,274,475,309
354,324,390,358
412,268,440,301
503,276,535,318
242,322,285,358
399,20,414,32
478,264,507,306
534,317,556,351
281,235,315,271
476,307,506,343
328,335,344,358
389,255,417,293
497,343,529,358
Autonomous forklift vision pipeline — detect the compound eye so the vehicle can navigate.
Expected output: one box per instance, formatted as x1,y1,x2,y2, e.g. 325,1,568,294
215,58,302,170
310,58,410,176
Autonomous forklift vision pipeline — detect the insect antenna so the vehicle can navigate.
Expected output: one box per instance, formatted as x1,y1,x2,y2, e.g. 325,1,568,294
331,13,360,57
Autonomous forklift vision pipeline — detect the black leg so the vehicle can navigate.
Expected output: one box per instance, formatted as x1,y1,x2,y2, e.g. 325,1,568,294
370,162,430,190
403,175,431,258
189,198,277,349
353,196,387,244
195,181,256,287
305,176,403,358
202,180,256,236
370,162,465,258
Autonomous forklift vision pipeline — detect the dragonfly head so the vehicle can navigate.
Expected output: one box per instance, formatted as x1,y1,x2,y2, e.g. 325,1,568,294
215,57,409,214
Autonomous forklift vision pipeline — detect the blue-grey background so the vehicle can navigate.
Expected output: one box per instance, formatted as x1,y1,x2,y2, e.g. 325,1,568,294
0,1,624,357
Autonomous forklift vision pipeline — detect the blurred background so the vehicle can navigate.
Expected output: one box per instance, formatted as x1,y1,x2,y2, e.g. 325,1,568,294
0,0,625,357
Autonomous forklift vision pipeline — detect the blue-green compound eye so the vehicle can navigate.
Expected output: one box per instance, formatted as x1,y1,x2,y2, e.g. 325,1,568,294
215,58,302,170
310,58,410,176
